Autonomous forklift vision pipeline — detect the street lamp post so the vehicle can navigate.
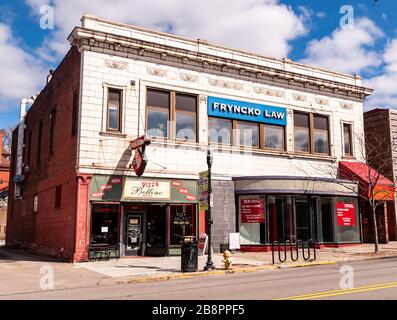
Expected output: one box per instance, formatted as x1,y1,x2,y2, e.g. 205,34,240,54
204,146,216,271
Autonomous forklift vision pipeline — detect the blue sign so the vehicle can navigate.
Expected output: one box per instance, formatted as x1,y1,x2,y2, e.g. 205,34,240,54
207,96,287,126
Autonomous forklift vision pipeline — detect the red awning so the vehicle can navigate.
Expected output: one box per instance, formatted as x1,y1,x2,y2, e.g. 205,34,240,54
339,161,395,201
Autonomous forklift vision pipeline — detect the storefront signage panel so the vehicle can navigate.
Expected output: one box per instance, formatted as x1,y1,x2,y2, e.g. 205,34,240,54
336,202,356,226
90,175,123,201
208,96,287,126
240,199,265,223
123,180,171,200
122,178,198,203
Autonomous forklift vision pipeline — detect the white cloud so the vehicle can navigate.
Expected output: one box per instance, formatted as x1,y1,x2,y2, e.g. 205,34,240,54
300,18,384,74
0,23,46,110
365,39,397,109
26,0,309,60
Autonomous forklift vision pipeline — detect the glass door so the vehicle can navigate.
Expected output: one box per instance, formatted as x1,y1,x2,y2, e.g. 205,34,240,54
125,213,143,256
295,197,312,241
146,204,167,256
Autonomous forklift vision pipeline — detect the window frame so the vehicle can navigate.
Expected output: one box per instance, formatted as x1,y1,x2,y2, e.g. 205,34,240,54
262,123,286,151
342,122,353,157
174,92,198,143
312,114,330,156
235,120,260,149
106,88,123,132
37,120,43,165
146,88,171,140
293,111,331,156
293,111,311,154
71,90,79,137
208,117,233,146
145,88,199,142
55,185,62,209
49,107,57,155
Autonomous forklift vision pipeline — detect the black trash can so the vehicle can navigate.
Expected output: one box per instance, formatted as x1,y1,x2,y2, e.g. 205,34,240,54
181,240,198,272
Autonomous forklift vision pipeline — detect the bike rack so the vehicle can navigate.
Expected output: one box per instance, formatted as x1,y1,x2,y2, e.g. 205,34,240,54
272,239,316,264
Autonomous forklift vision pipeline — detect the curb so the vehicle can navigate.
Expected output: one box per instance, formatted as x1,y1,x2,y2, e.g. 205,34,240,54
123,265,277,284
278,261,338,268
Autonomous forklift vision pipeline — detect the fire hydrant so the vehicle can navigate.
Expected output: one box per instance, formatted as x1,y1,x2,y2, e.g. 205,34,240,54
222,250,232,270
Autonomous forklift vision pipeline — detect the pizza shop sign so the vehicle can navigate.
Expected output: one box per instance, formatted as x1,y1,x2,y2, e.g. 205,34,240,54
123,180,171,200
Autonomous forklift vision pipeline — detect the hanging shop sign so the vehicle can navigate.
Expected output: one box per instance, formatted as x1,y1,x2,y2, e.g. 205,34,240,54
240,198,265,223
336,202,356,226
198,171,209,211
208,96,287,126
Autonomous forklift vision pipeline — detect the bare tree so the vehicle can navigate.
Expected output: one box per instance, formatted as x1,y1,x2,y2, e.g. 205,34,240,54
1,127,14,153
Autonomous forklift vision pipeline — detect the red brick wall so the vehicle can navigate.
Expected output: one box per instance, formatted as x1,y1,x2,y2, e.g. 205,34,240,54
6,47,81,261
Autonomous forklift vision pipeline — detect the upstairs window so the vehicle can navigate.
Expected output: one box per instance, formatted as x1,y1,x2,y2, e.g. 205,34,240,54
208,118,232,145
55,185,62,209
313,115,329,154
146,89,198,142
343,123,353,157
71,91,79,137
294,112,310,153
175,93,197,141
146,89,170,138
37,120,43,164
264,124,285,150
294,112,330,155
107,89,122,132
237,121,259,148
49,108,57,154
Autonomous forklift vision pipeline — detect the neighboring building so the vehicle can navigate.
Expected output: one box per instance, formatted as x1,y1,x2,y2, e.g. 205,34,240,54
0,130,10,240
7,15,374,262
362,108,397,242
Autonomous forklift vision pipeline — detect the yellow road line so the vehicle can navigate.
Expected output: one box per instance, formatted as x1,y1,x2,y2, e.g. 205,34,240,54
274,281,397,300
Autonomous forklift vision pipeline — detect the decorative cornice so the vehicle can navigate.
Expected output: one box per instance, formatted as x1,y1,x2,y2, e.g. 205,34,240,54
69,27,373,102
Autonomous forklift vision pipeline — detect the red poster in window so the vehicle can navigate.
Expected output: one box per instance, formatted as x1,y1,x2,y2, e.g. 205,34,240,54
240,199,265,223
337,202,356,226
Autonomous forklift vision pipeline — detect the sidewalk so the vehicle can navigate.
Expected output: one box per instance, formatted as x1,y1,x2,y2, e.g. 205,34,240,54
1,242,397,295
75,242,397,281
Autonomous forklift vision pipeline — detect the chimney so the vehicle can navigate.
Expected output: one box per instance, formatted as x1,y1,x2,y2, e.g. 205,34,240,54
46,69,54,84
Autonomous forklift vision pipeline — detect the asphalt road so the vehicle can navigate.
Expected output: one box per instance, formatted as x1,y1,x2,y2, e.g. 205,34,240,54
2,257,397,300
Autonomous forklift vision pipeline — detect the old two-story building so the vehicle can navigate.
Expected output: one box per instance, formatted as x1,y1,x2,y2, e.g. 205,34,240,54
7,15,375,262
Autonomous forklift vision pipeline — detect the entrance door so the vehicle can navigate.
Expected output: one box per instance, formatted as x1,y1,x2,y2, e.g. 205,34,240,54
295,197,311,241
146,205,167,256
125,214,143,256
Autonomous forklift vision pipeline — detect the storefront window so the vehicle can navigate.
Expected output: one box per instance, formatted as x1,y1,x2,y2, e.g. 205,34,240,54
91,204,119,245
239,196,266,245
208,117,232,145
264,124,285,150
319,197,334,243
268,196,294,243
334,197,360,243
170,205,194,245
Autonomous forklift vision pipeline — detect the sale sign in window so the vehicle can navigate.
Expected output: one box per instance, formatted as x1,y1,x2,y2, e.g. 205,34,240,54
336,202,356,226
240,199,265,223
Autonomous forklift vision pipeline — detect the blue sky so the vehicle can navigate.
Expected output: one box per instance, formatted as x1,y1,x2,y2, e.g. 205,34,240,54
1,0,397,130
